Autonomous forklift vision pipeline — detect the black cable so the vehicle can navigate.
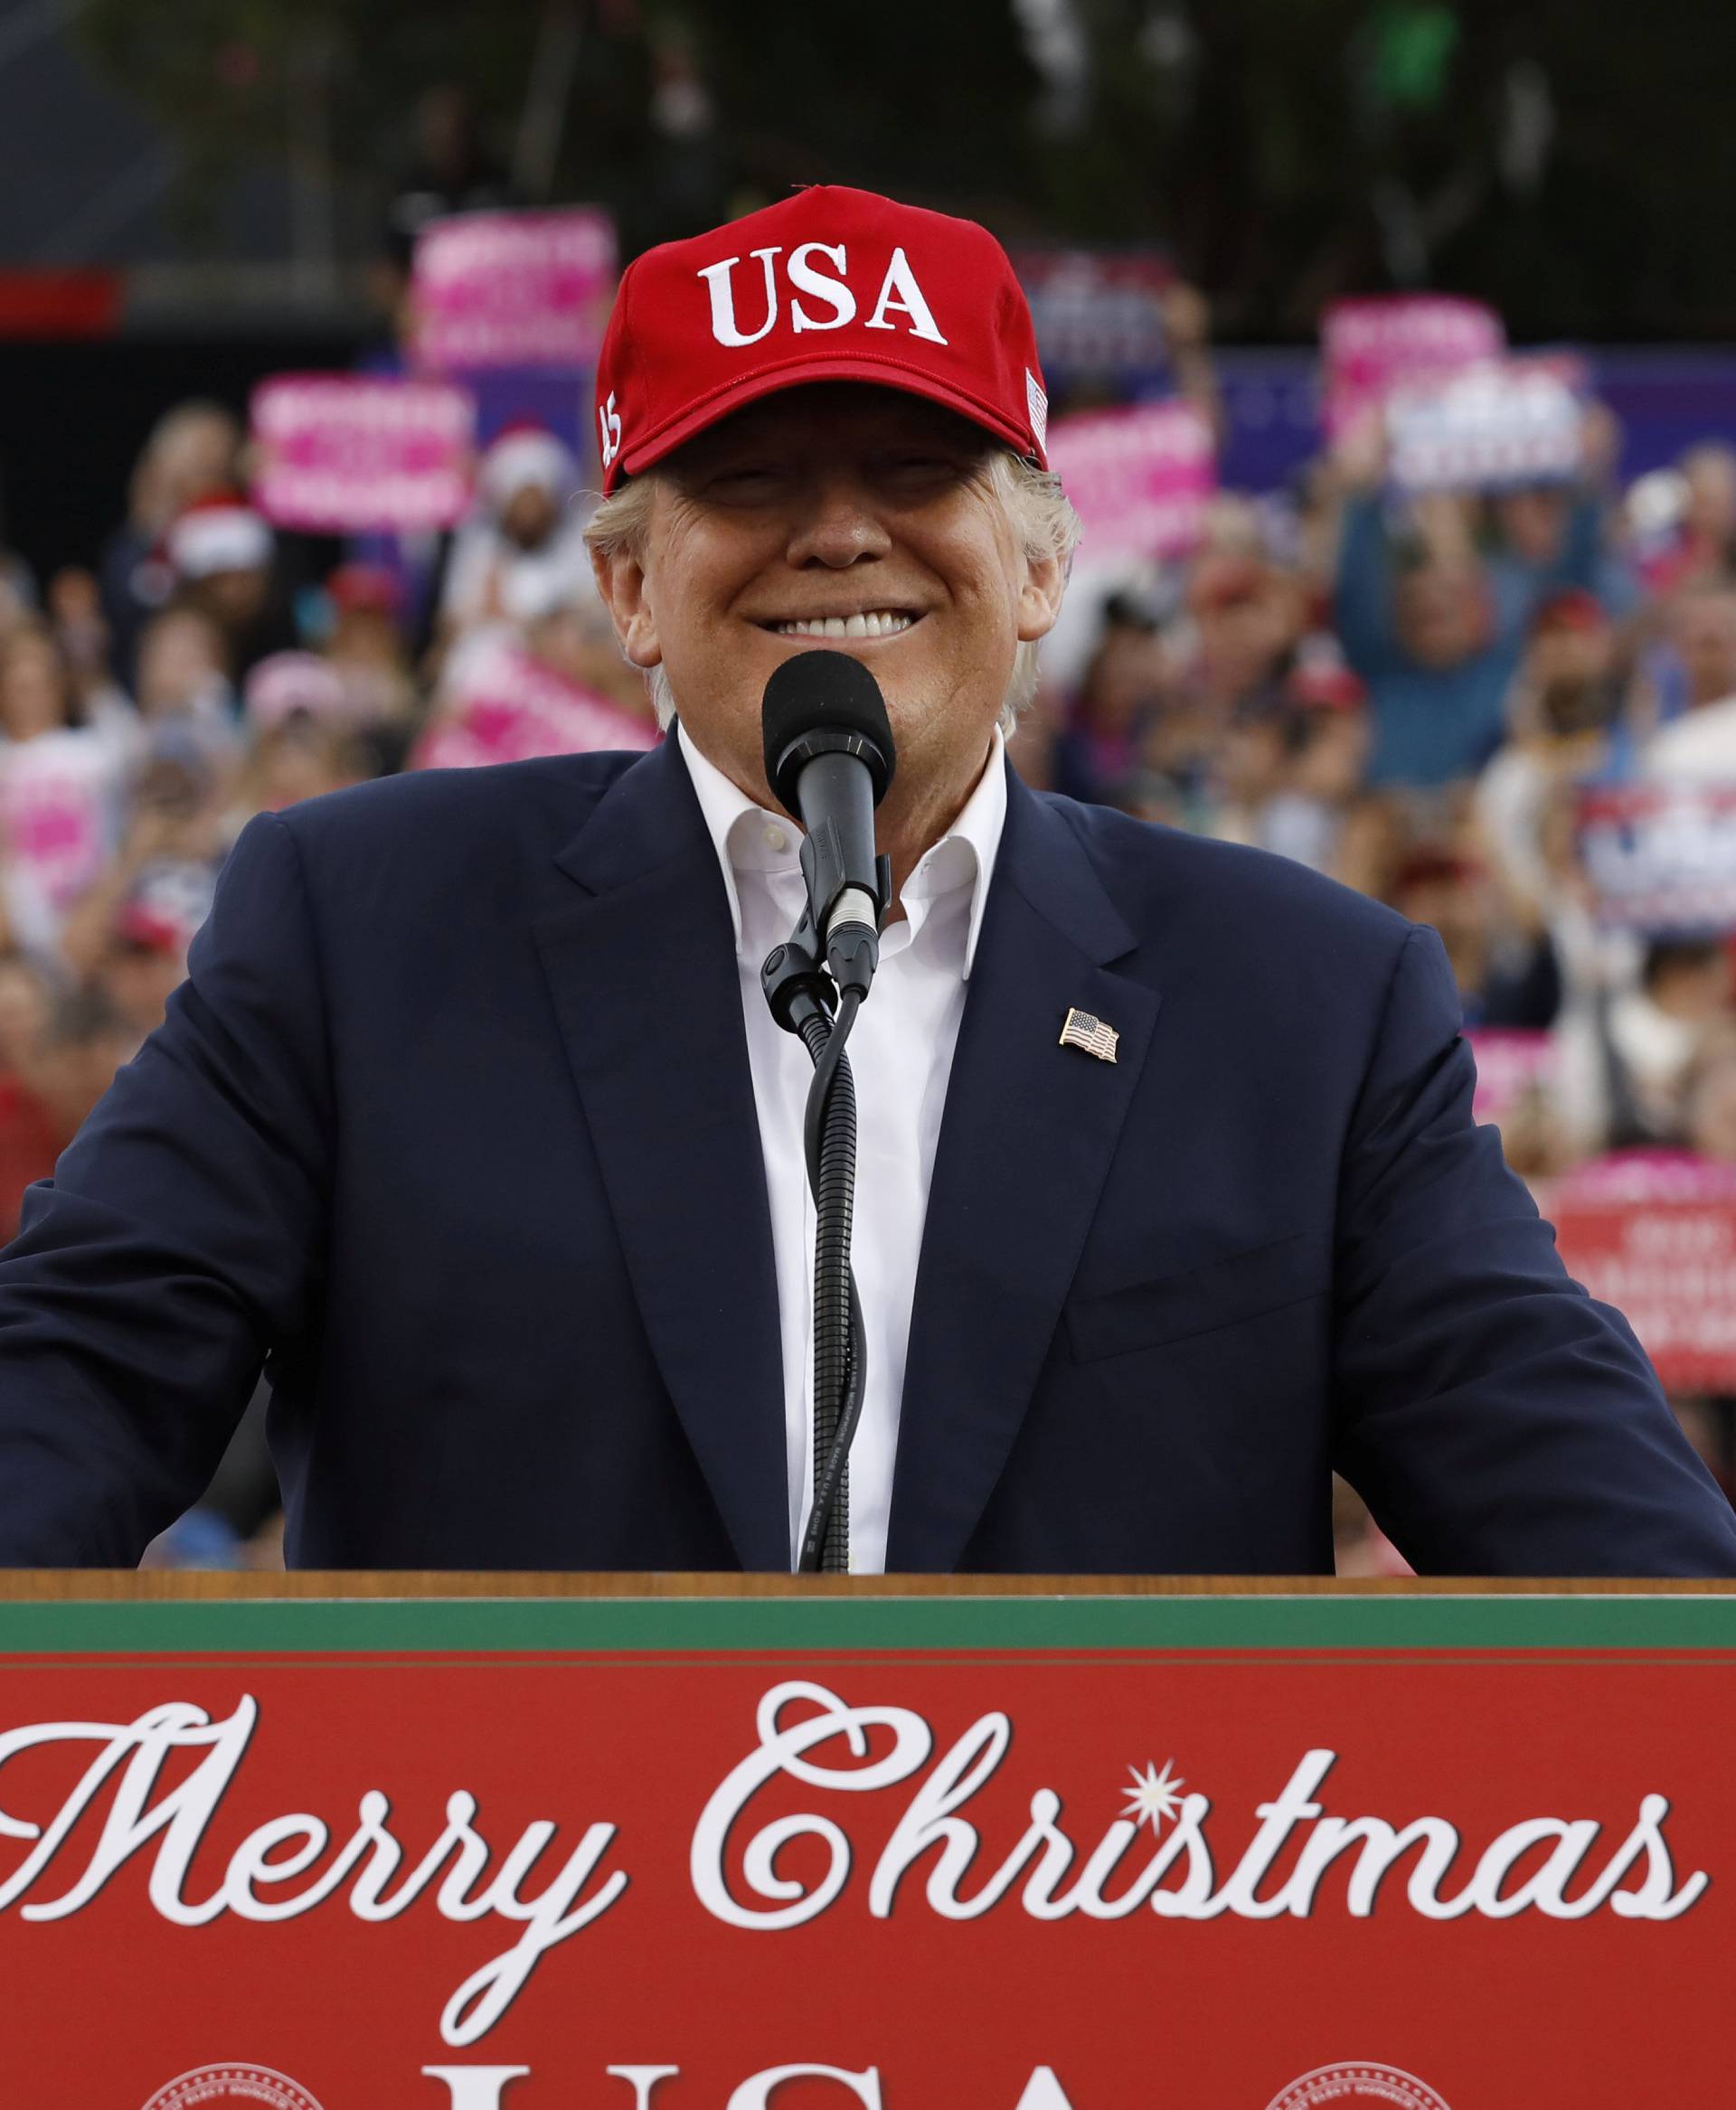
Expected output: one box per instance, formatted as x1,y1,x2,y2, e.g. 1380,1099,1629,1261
797,990,863,1573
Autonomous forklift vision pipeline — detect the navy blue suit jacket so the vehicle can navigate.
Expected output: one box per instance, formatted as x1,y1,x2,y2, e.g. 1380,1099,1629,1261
1,734,1732,1573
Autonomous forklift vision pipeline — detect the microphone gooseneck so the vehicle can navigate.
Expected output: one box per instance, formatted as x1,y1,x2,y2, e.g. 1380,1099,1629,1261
759,652,897,1573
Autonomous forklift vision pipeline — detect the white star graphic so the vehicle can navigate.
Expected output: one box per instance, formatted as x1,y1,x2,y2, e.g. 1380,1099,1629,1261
1122,1757,1185,1832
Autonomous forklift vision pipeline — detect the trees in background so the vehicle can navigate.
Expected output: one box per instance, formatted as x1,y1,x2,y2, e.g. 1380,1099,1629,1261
75,0,1736,341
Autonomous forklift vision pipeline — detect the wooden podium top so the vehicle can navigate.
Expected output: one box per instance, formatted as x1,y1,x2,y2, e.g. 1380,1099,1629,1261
0,1569,1731,1598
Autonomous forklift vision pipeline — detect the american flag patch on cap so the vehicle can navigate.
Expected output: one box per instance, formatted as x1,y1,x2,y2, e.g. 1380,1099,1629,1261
1059,1008,1118,1062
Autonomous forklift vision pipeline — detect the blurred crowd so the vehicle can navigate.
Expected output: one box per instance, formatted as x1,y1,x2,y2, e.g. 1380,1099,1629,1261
5,262,1736,1568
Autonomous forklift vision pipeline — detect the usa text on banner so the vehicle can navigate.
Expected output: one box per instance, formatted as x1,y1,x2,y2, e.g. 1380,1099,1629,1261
1385,356,1587,493
250,375,476,534
414,208,618,372
0,1595,1731,2105
1046,400,1216,563
1010,246,1175,382
1577,782,1736,932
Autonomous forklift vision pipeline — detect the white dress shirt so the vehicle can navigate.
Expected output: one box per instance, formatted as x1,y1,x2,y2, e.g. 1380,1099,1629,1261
676,720,1007,1571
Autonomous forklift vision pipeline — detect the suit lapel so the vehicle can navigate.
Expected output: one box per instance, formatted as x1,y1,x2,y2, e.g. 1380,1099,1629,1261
886,772,1160,1570
532,738,788,1570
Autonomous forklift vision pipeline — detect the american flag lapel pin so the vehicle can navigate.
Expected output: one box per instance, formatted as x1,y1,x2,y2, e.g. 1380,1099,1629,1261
1060,1007,1119,1063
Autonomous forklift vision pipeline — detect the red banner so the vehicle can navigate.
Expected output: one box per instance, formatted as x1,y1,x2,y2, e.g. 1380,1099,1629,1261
0,1596,1731,2105
1551,1201,1736,1392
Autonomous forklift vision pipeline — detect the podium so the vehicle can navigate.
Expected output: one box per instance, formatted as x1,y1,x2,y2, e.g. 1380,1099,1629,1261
0,1571,1731,2108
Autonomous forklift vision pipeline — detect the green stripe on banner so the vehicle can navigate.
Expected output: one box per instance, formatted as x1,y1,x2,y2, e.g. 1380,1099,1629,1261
0,1593,1733,1654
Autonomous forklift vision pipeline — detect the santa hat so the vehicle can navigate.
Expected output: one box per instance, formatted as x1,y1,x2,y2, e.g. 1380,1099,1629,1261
166,493,273,580
479,423,577,512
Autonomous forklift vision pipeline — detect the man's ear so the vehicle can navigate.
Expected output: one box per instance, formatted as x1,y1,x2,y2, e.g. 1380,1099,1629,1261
1015,549,1066,646
590,543,663,670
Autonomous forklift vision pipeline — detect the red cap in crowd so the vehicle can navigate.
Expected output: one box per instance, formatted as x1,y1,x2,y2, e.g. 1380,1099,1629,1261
593,184,1049,494
326,564,401,618
1532,586,1609,636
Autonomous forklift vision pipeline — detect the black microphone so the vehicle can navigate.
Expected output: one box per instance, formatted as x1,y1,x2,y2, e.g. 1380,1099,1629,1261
761,651,896,1000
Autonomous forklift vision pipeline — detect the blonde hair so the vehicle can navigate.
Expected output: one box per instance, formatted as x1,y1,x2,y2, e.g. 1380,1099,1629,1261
582,448,1079,734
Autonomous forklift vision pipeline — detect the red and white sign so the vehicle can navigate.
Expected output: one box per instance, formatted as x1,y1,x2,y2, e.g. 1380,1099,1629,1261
414,209,618,372
1544,1151,1736,1389
1576,782,1736,931
1046,401,1216,563
250,375,476,533
414,635,658,771
1385,357,1586,493
1321,295,1504,440
0,1626,1729,2105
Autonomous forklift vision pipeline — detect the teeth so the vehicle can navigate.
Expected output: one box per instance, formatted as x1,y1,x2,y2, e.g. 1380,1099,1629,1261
773,612,915,638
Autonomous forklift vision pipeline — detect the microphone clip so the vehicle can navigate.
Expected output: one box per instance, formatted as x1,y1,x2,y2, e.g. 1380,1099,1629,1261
801,839,892,1002
760,911,835,1040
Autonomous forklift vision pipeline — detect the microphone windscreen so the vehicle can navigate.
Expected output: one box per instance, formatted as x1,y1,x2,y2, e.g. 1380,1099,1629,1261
762,650,896,812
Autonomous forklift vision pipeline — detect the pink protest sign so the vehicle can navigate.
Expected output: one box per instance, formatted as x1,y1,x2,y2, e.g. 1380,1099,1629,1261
414,635,658,771
0,733,117,915
413,208,618,372
1046,400,1216,562
1321,295,1504,439
250,375,475,533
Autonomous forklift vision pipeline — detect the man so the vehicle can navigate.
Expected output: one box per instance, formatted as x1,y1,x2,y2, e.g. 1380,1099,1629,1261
0,185,1731,1575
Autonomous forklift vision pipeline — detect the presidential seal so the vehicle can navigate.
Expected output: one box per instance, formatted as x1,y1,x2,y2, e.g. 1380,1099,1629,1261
1265,2063,1452,2110
140,2066,326,2110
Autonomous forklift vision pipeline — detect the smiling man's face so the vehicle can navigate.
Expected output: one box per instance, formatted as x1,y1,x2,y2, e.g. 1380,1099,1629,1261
591,383,1063,852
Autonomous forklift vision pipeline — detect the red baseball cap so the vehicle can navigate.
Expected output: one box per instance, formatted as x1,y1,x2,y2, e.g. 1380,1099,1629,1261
593,184,1049,494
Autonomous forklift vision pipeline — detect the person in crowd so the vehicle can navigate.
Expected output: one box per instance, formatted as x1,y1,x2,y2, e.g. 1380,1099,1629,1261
0,619,133,960
1386,843,1561,1030
0,987,135,1241
1333,415,1618,787
133,604,235,728
234,701,367,820
1640,579,1736,742
1642,582,1736,777
322,565,420,764
1553,935,1733,1156
438,425,595,642
56,724,232,983
98,402,242,686
95,904,193,1045
1255,649,1371,876
1050,589,1169,805
165,494,295,683
1477,592,1628,909
45,569,121,721
1683,1031,1736,1163
1643,443,1736,596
